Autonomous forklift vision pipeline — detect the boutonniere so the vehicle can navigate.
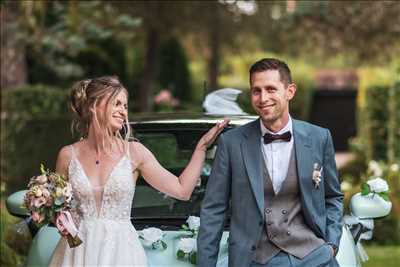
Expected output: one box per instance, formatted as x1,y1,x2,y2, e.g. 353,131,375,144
312,163,323,188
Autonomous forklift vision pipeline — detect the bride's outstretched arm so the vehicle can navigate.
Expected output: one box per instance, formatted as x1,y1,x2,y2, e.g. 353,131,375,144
135,119,229,201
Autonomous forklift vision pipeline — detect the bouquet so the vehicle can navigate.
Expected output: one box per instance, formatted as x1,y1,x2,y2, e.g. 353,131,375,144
24,164,82,248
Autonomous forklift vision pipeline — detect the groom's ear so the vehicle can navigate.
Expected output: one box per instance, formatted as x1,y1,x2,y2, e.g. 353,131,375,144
286,83,296,101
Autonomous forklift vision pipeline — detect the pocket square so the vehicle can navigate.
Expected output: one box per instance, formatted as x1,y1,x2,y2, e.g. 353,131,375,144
312,163,323,188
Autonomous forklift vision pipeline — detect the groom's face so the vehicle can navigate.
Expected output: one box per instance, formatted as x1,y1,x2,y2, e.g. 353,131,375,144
250,70,296,127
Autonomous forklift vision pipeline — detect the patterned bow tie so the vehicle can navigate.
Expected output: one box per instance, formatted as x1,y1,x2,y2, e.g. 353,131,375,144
263,131,292,144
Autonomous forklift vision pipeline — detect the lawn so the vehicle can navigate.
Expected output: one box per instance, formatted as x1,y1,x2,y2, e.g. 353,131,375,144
363,245,400,267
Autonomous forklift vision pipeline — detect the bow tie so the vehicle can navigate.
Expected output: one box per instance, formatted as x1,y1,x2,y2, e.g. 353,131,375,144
263,131,292,144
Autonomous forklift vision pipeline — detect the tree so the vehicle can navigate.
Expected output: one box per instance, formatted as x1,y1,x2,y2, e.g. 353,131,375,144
251,0,400,64
1,1,27,89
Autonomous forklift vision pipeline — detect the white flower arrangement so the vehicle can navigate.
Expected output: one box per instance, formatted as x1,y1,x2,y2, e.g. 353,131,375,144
181,216,200,238
176,237,197,265
139,227,167,250
176,216,200,265
361,177,390,201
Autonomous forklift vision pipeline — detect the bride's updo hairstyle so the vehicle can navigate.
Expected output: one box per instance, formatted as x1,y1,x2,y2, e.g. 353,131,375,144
70,76,130,151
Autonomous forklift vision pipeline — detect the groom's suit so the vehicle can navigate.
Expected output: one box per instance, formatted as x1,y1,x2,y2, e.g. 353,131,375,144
198,118,343,267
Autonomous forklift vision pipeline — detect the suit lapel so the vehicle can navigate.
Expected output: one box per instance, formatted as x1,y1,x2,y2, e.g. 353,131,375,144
241,119,264,217
293,120,314,201
293,120,326,237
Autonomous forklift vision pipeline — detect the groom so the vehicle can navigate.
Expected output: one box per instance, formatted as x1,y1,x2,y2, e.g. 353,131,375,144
198,58,343,267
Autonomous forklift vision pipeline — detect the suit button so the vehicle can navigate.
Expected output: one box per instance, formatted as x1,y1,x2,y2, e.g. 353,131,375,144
251,245,256,251
282,210,287,214
265,209,271,214
287,231,291,235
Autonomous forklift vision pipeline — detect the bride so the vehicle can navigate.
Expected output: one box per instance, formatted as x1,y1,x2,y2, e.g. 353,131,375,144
49,76,228,266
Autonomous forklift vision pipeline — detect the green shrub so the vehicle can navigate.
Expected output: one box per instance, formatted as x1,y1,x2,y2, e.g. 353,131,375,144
361,82,400,163
364,85,390,161
157,37,192,102
1,85,73,194
387,81,400,163
2,84,69,118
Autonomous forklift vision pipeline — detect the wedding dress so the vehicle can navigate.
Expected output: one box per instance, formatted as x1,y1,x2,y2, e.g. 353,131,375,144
49,146,147,266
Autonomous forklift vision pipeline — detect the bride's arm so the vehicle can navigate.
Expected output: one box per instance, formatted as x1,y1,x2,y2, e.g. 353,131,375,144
134,120,229,201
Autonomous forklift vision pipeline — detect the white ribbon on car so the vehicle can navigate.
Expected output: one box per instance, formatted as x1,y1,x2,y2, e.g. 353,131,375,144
343,215,374,262
203,88,247,115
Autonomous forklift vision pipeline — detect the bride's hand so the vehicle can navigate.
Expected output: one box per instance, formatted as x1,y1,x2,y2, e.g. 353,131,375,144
196,119,230,151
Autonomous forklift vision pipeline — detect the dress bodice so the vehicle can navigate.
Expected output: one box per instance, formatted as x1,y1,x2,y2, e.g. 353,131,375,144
68,147,136,221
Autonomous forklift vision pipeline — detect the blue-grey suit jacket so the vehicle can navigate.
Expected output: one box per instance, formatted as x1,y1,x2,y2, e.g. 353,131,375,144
197,118,344,267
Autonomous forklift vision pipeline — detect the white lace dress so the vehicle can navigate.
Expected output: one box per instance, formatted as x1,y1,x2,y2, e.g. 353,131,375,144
49,146,147,266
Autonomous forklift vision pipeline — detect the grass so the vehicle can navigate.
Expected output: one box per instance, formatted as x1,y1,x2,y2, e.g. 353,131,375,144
363,245,400,267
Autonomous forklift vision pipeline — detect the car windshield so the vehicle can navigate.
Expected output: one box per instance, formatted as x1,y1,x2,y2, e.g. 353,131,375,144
131,128,213,223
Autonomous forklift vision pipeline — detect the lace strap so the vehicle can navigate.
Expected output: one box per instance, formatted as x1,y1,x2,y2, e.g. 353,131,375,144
70,145,77,159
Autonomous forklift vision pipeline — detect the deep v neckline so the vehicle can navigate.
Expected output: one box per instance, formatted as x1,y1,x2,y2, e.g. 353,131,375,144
73,154,126,190
69,145,128,216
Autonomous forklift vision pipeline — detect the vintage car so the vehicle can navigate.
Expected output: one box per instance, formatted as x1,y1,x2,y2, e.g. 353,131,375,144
6,113,392,267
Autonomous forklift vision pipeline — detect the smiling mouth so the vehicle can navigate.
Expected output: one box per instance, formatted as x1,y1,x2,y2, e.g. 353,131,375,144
259,104,275,110
113,117,125,123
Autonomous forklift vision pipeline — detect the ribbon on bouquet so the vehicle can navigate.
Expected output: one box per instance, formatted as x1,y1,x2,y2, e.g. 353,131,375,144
56,210,79,238
343,215,374,262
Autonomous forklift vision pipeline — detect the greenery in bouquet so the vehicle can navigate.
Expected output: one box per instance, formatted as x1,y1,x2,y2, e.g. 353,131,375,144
23,164,82,248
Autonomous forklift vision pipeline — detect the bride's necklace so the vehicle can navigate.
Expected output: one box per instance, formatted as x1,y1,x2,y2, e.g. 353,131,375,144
95,150,100,165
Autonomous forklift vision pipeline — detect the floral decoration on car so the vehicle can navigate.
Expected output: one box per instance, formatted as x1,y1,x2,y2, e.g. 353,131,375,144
176,237,197,264
139,227,167,250
360,160,395,201
181,215,200,237
176,216,200,264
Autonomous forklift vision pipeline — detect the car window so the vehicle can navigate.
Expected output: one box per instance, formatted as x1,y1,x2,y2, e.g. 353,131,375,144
132,130,212,221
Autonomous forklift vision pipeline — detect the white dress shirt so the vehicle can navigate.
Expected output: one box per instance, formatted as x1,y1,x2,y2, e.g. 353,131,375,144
260,116,294,194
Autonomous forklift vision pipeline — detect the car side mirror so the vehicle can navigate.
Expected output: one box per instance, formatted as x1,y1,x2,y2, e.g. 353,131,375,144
6,190,29,218
350,192,392,219
206,145,217,160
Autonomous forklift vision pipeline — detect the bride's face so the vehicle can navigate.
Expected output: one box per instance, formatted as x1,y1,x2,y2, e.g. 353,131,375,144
94,90,128,133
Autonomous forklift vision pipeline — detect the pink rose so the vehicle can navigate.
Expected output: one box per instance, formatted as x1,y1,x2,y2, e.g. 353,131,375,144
32,211,45,223
35,174,48,184
33,197,46,208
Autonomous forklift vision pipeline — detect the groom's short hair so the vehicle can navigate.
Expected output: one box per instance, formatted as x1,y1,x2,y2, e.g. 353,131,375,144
249,58,292,86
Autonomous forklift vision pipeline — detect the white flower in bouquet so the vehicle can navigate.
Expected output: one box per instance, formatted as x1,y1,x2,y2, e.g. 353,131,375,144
139,227,167,250
186,216,200,232
367,178,389,193
368,160,383,177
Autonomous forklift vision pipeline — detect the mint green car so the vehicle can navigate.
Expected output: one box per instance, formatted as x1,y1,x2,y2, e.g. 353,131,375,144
6,114,391,267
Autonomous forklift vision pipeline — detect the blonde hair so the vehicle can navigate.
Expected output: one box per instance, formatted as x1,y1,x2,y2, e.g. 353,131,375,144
70,76,130,153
